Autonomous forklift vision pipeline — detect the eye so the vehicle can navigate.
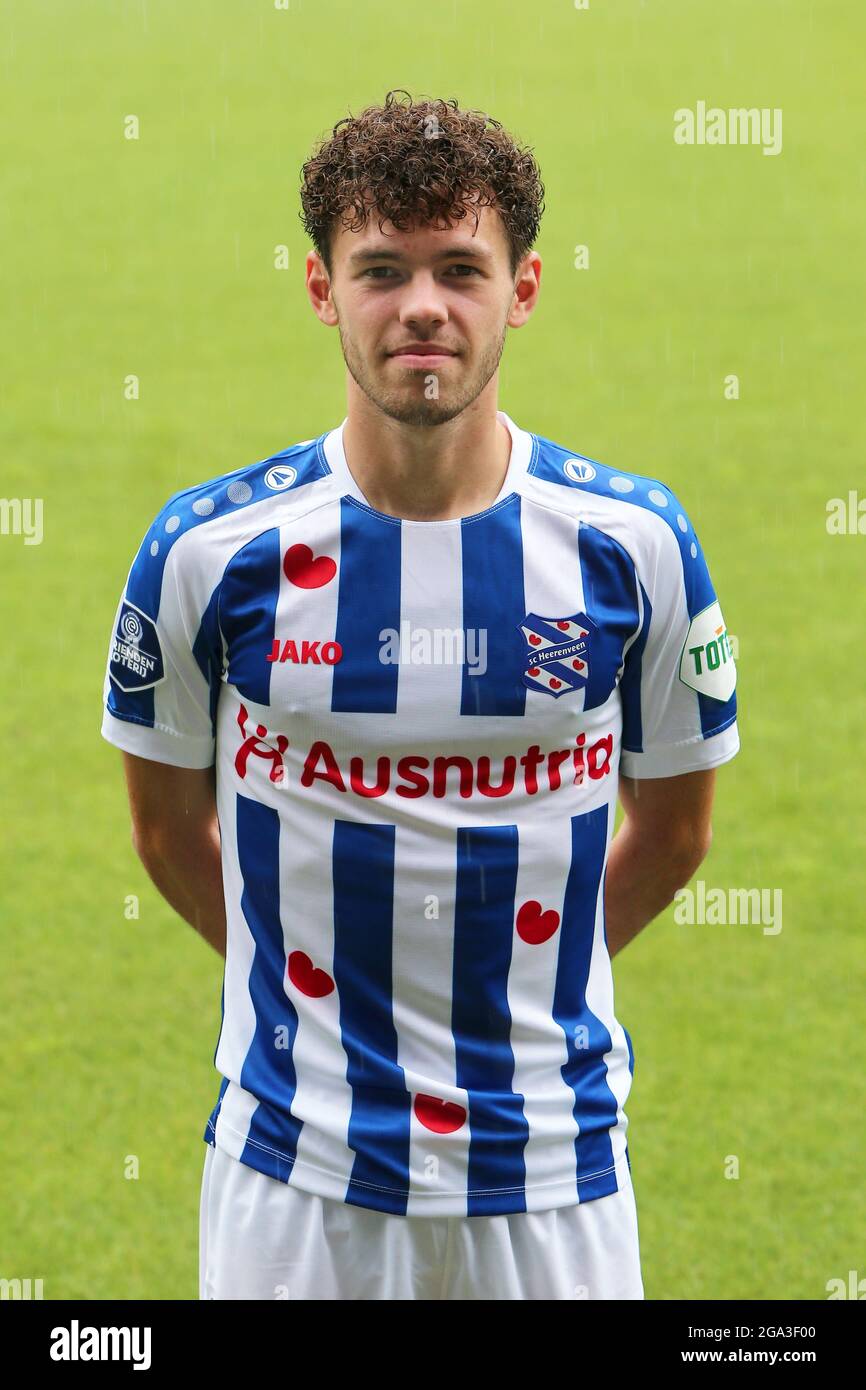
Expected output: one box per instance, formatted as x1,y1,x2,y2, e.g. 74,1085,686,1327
361,264,481,280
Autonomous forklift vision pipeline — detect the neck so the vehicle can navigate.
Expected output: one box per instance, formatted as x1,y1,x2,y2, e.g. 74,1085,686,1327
341,398,512,522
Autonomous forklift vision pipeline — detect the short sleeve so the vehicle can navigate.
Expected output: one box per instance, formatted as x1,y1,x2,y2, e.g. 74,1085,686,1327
100,497,224,769
618,484,739,779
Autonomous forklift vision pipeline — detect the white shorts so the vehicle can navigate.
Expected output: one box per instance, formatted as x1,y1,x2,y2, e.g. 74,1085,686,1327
199,1143,645,1300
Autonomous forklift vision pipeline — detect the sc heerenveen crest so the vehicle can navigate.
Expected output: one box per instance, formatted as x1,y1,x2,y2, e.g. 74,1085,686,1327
517,612,596,698
679,600,736,701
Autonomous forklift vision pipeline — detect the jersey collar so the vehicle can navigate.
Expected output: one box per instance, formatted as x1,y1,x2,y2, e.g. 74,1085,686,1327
322,410,534,513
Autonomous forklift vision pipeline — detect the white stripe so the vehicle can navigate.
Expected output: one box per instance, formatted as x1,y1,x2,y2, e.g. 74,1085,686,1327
215,681,359,1193
278,811,357,1195
211,785,259,1155
268,501,343,717
507,814,584,1211
582,798,633,1186
392,525,471,1212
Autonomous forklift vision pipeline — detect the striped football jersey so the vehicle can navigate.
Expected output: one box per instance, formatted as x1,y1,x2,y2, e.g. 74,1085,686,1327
100,410,739,1217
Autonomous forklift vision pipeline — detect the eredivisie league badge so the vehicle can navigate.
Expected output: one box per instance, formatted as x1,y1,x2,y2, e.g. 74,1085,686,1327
109,599,166,693
517,612,596,697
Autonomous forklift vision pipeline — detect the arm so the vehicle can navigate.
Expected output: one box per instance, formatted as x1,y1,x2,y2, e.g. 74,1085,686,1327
100,485,229,956
607,473,740,956
604,767,716,958
121,751,227,959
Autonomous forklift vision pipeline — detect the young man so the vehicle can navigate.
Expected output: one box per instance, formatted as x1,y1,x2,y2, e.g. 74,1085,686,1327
100,90,739,1300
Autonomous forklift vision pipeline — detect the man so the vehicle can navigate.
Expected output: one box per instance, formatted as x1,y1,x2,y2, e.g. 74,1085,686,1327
100,90,739,1300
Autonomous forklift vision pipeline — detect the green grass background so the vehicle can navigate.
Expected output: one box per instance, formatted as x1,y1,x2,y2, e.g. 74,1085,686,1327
1,0,863,1300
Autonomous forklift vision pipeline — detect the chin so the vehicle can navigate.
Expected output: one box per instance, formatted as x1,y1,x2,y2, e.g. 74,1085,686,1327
383,400,459,427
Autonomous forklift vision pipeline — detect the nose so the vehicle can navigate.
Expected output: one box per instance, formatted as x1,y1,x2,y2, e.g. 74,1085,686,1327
396,270,449,332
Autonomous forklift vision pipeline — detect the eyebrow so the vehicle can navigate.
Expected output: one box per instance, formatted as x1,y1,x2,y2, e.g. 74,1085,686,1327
347,243,493,267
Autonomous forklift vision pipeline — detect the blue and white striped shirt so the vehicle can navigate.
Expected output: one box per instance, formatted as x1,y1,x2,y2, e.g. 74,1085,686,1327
101,410,739,1217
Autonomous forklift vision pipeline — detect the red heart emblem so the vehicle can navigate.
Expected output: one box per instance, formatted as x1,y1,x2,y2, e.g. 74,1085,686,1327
527,666,540,676
287,950,334,998
529,633,541,645
572,659,585,670
283,544,337,589
557,621,570,630
549,677,561,689
516,899,561,945
414,1094,467,1134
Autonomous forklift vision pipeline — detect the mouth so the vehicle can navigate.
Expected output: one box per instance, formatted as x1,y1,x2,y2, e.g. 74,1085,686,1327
388,348,458,368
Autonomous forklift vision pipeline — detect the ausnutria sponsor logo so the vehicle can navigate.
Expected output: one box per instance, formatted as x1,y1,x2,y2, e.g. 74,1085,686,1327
234,706,616,799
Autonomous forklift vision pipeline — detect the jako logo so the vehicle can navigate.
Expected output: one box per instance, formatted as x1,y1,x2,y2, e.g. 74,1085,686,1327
49,1320,151,1370
674,101,782,156
266,639,342,664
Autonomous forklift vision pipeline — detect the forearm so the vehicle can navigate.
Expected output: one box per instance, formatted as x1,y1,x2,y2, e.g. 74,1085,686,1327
134,820,227,958
604,812,703,959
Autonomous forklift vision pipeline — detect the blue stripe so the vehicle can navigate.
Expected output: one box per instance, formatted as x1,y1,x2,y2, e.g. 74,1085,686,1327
622,1023,635,1078
681,530,738,737
620,581,652,753
698,685,737,737
332,499,402,714
107,438,324,729
203,1075,230,1147
460,496,527,716
530,438,737,740
453,824,528,1215
530,615,582,645
212,975,226,1066
192,582,224,734
106,669,156,728
332,819,411,1213
554,805,621,1202
576,521,641,711
221,529,281,706
236,793,302,1182
636,519,738,739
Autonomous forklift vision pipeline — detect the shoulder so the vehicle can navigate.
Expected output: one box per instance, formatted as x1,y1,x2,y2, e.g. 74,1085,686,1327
149,435,329,541
133,435,335,588
524,429,703,579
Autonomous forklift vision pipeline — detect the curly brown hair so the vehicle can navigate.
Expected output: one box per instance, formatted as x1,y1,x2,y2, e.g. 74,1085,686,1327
299,89,545,279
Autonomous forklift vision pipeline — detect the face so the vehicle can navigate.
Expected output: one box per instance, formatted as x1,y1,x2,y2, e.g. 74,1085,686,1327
306,201,540,427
